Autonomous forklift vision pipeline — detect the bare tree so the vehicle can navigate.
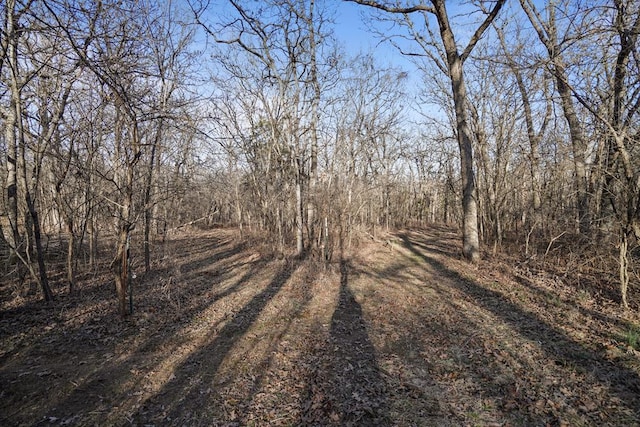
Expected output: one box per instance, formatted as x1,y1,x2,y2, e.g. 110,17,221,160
491,16,553,237
194,0,331,256
347,0,506,262
1,0,23,264
139,3,195,273
557,0,640,307
518,0,598,235
49,0,181,315
0,0,88,300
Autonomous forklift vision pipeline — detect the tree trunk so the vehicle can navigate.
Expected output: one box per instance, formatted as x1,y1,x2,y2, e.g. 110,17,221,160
434,0,480,262
306,0,320,251
516,72,544,216
5,101,20,261
554,63,591,234
143,139,158,273
296,160,304,257
89,208,97,268
4,0,21,261
113,226,130,317
66,218,76,293
114,173,134,317
26,195,53,302
620,229,629,309
519,0,591,235
112,108,138,316
18,114,53,301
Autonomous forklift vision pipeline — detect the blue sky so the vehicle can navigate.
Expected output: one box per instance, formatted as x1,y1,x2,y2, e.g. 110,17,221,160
183,0,498,122
331,1,442,121
333,2,386,53
332,1,424,69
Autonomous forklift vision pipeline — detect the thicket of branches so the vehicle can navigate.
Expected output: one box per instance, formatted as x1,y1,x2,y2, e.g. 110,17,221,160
1,0,639,314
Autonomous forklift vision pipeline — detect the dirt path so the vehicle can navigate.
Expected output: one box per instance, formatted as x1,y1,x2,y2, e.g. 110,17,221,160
1,226,640,426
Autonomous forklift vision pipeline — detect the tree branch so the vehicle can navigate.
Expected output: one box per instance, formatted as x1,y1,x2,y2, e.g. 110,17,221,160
344,0,434,14
460,0,507,63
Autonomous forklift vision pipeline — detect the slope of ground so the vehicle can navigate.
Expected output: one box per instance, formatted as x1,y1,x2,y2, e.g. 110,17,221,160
1,225,640,426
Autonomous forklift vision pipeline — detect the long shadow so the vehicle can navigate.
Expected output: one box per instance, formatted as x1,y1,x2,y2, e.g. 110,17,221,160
504,263,633,332
400,234,640,418
407,227,634,331
134,258,264,355
301,260,389,426
236,266,316,426
347,248,543,425
0,239,244,354
177,241,246,278
131,259,300,425
0,236,255,426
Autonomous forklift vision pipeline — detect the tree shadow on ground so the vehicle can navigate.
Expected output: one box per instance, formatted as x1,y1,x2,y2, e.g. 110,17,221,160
0,233,259,426
300,259,389,426
399,232,640,420
130,259,301,425
348,243,547,425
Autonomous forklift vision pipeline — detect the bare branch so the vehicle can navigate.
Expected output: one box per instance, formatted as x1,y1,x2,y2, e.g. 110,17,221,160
344,0,434,14
460,0,507,63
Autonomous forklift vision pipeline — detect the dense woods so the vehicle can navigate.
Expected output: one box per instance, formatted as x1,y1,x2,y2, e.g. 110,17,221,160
1,0,640,310
5,1,640,425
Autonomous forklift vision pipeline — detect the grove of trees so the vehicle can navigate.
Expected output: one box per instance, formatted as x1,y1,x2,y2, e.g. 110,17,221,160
1,0,639,313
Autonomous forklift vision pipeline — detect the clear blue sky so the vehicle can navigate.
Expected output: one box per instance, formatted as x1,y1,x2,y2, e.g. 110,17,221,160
331,1,440,121
333,2,384,53
183,0,489,120
332,1,422,70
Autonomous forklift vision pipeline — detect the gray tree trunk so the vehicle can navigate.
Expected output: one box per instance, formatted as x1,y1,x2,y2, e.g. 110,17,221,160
434,0,480,262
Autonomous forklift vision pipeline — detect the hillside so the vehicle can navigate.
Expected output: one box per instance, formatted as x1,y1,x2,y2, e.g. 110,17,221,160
1,226,640,426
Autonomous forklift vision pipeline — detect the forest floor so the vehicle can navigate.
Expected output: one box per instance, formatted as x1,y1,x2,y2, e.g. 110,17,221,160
2,225,640,426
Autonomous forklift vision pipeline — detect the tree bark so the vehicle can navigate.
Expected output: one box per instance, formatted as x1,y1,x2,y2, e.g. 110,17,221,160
66,218,76,292
113,225,130,317
4,0,21,261
143,133,159,273
25,195,53,301
519,0,591,234
296,158,304,257
554,62,591,234
306,0,320,251
433,0,480,262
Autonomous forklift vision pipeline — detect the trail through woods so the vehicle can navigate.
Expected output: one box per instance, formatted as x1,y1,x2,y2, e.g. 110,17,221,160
2,226,640,426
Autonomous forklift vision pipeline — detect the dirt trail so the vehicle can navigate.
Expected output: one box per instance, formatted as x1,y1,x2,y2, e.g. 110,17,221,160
1,226,640,426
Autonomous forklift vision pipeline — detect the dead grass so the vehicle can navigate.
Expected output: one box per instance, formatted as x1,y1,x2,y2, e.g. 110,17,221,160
1,225,640,426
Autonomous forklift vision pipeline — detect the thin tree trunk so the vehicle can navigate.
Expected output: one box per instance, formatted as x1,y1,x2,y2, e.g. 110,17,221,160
519,0,591,234
114,169,135,316
112,110,138,316
27,198,53,301
18,123,53,301
143,140,158,273
5,101,20,260
515,72,544,215
13,63,52,301
89,208,97,268
113,226,130,317
66,218,76,293
143,206,152,273
554,63,591,234
620,230,629,309
296,161,304,257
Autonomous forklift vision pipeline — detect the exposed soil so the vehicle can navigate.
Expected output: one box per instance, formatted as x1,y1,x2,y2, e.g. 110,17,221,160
2,225,640,426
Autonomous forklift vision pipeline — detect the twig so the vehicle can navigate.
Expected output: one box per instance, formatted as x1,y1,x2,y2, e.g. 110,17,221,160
544,231,567,258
